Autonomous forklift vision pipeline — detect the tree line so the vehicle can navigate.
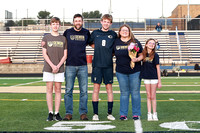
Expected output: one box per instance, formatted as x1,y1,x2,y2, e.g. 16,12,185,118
5,10,102,27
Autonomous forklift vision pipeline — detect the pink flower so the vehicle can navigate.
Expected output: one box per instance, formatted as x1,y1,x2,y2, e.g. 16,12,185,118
128,45,134,51
128,42,140,53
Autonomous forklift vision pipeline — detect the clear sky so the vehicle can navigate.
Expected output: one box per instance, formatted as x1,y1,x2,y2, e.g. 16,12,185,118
0,0,200,21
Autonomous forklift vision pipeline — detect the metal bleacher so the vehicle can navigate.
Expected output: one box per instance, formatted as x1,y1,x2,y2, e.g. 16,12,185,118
133,31,200,67
0,31,200,67
185,31,200,64
0,32,44,64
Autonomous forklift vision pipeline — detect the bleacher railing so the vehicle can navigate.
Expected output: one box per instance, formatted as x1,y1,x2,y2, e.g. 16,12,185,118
0,47,12,58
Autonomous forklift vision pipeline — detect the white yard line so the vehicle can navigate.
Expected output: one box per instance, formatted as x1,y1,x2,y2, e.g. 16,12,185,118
10,80,43,87
0,77,42,79
134,119,143,133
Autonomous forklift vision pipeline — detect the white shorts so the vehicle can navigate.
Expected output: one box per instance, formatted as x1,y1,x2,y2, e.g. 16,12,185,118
43,72,65,82
144,79,158,84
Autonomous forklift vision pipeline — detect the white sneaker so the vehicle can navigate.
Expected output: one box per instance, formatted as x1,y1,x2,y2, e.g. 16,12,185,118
147,112,153,121
107,114,115,120
152,112,158,121
92,114,99,120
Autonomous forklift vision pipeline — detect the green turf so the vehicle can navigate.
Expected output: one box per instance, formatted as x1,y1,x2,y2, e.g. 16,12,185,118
0,77,200,132
0,93,200,132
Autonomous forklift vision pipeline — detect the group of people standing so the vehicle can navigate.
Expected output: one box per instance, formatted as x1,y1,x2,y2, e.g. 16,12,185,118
42,13,162,122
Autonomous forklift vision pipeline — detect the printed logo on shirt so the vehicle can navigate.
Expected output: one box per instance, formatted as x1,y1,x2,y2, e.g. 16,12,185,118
116,46,120,50
70,35,85,41
48,41,64,47
145,57,153,63
108,35,113,39
116,46,128,50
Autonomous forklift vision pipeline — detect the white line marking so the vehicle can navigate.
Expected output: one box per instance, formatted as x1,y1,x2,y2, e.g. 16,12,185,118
0,77,42,79
160,121,200,131
10,80,43,87
21,99,28,101
44,121,116,131
134,119,143,133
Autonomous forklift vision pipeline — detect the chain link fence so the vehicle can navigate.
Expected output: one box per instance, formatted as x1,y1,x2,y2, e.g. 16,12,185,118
1,17,200,32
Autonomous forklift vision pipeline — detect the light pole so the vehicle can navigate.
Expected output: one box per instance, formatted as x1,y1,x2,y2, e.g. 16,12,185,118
187,0,190,21
162,0,164,18
109,0,112,15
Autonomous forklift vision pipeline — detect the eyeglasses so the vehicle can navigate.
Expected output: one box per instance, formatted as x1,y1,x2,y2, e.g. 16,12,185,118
148,42,156,45
120,30,129,32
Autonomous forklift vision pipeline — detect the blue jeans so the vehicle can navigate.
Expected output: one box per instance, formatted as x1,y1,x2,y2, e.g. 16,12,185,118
64,65,88,115
156,28,162,32
116,71,141,116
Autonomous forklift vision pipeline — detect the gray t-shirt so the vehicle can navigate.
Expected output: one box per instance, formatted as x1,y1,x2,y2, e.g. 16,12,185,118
42,34,67,73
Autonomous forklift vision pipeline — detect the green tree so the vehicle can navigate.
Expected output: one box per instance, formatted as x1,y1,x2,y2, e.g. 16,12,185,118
37,10,53,25
4,20,16,31
82,10,102,22
82,10,102,18
5,20,16,27
16,18,36,26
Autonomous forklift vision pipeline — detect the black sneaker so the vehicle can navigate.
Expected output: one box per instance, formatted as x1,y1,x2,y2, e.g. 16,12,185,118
46,112,54,121
133,115,139,120
54,113,62,121
120,115,128,120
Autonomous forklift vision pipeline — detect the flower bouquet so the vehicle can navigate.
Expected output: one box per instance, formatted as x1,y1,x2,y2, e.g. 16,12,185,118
128,42,140,69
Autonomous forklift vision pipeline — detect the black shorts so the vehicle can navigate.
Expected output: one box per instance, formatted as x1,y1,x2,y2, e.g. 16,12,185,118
91,67,113,85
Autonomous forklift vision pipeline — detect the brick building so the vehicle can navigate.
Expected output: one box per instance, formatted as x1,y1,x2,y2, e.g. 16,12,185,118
169,4,200,30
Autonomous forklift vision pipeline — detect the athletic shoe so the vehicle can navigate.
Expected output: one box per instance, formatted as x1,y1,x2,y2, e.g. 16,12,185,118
46,112,54,121
120,115,128,120
80,114,89,120
63,114,72,121
92,114,99,120
152,112,158,121
133,115,140,120
54,113,62,121
147,112,153,121
107,114,115,120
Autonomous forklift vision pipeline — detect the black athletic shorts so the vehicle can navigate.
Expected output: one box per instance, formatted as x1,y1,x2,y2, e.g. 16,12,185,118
91,67,113,85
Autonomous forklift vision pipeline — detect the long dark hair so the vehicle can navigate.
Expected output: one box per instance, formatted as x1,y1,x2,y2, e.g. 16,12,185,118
142,38,156,62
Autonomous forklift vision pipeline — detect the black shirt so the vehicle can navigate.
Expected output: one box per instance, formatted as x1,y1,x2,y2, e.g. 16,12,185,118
113,38,143,74
140,53,159,79
88,29,117,67
63,28,90,66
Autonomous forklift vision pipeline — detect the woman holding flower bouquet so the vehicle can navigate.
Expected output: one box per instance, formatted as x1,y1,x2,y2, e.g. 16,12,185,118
113,24,143,120
140,38,162,121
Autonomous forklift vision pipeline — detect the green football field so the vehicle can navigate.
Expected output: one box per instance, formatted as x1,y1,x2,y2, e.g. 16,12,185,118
0,77,200,132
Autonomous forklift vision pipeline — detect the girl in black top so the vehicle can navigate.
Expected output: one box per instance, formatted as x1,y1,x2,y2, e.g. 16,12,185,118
140,38,162,121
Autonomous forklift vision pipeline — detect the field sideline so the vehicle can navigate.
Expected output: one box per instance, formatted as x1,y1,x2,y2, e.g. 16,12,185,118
0,76,200,132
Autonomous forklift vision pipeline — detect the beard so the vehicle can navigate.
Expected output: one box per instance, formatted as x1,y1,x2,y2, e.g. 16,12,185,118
74,24,82,31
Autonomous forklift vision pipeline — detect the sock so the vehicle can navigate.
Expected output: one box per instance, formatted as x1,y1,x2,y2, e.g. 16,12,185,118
92,101,99,115
55,112,59,115
49,111,53,114
108,101,113,114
